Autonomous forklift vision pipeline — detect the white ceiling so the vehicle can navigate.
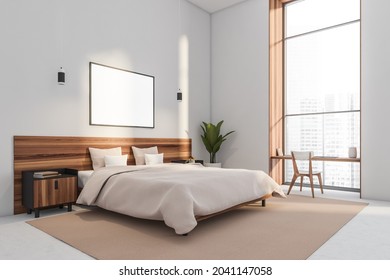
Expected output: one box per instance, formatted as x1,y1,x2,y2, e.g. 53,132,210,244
186,0,248,13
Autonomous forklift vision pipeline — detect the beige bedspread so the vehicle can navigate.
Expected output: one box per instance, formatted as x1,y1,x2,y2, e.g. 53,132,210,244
76,163,285,234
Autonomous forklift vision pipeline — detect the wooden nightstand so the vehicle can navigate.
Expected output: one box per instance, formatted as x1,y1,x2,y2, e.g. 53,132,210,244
22,168,78,218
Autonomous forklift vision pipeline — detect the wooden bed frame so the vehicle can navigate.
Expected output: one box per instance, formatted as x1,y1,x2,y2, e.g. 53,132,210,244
195,195,270,222
13,136,191,214
13,135,270,225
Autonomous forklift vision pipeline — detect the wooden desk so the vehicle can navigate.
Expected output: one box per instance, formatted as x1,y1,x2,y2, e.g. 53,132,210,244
271,155,360,163
270,156,360,184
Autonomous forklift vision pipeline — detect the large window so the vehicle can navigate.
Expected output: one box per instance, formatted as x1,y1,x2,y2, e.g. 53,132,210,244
283,0,360,190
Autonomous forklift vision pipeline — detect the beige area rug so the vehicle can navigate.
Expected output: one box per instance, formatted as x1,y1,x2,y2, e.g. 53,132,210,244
27,195,367,260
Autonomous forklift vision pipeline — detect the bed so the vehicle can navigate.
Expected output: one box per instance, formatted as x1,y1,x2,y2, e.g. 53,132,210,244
76,163,285,235
13,136,285,235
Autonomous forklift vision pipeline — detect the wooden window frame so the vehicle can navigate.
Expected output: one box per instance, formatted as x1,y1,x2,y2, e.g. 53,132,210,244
269,0,296,183
269,0,361,188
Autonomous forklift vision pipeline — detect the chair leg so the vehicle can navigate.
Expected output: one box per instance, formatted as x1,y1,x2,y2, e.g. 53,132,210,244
300,176,303,192
309,175,315,198
287,175,298,195
317,173,324,194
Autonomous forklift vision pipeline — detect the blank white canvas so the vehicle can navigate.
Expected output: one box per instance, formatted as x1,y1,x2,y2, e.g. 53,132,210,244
90,63,154,128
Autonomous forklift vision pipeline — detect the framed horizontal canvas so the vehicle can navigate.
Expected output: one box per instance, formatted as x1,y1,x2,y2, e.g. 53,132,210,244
89,62,155,128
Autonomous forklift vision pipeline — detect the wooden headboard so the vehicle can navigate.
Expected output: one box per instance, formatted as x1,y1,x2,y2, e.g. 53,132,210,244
13,135,191,214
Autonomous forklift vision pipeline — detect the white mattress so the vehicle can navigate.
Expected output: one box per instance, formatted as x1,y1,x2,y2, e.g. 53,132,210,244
78,170,94,188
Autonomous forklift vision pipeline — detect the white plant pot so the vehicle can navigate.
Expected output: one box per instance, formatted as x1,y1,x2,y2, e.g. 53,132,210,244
204,162,222,168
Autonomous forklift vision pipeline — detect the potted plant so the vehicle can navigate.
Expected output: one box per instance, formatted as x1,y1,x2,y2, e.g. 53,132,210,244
200,120,235,167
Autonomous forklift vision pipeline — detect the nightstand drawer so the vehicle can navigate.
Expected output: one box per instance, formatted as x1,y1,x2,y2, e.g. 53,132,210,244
33,176,78,208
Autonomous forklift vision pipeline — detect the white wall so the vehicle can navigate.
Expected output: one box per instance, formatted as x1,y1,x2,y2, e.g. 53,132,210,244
180,1,211,161
361,0,390,201
0,0,210,216
211,0,269,170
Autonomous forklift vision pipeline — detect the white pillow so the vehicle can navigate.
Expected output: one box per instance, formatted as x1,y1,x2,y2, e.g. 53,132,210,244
132,146,158,165
104,154,128,167
145,153,164,165
89,147,122,170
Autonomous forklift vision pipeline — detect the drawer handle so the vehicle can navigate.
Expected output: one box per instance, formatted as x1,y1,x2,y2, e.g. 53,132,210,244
54,180,58,189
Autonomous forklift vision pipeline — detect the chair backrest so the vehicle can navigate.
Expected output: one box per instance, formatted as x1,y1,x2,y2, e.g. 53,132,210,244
291,151,314,174
291,151,313,160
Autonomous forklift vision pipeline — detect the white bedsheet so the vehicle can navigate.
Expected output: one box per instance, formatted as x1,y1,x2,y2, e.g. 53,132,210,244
76,164,286,234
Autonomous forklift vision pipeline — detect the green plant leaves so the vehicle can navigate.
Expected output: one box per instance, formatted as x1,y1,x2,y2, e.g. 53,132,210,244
200,120,235,163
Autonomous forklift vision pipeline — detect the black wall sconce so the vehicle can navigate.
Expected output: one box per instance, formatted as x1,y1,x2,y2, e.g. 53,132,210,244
58,67,65,85
177,89,182,101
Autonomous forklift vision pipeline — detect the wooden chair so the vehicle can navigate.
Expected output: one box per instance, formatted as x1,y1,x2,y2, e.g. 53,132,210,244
287,151,323,198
